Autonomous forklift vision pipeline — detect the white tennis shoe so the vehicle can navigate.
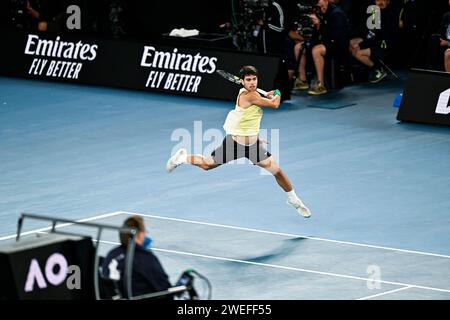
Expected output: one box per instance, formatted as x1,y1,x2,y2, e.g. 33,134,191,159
287,197,312,218
166,148,188,173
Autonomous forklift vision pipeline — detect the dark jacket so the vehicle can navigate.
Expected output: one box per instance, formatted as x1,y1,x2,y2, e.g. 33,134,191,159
102,244,172,298
321,4,351,56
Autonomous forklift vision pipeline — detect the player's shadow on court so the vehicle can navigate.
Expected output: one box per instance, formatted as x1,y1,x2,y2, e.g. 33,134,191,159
233,237,307,264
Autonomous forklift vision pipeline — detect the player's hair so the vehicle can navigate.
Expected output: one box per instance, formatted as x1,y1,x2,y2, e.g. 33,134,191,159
239,66,258,79
119,215,145,247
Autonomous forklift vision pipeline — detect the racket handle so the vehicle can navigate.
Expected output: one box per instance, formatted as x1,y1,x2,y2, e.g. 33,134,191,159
257,88,268,96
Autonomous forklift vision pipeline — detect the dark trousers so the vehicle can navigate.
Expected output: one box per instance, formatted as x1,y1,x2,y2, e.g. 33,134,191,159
426,34,447,71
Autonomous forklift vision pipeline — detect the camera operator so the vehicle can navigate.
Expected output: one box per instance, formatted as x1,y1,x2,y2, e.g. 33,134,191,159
297,0,350,95
291,4,323,91
280,0,306,83
227,0,286,53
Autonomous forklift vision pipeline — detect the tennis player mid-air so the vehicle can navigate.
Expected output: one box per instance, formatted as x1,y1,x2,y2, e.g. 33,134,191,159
166,65,311,218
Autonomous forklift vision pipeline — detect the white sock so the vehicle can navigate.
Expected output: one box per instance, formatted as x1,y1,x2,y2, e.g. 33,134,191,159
287,189,304,204
286,189,298,200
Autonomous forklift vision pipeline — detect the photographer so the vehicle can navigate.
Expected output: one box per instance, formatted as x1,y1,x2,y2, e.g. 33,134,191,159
297,0,350,95
280,0,306,83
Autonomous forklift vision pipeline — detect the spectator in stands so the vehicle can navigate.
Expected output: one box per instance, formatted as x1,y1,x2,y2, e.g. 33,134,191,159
446,48,450,72
4,0,68,33
425,0,450,71
296,0,350,95
26,1,41,26
349,0,397,83
398,0,430,67
101,215,172,298
442,7,450,72
2,0,42,30
35,0,71,33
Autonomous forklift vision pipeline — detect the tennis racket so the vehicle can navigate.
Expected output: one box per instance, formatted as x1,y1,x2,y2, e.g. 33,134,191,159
216,69,269,96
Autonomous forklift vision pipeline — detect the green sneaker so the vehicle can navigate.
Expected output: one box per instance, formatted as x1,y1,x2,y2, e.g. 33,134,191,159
308,82,327,95
293,78,309,90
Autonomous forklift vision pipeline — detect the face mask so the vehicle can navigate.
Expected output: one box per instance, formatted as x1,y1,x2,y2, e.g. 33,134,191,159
142,236,153,249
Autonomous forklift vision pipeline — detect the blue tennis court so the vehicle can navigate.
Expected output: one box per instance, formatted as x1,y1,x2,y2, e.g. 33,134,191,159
1,76,449,299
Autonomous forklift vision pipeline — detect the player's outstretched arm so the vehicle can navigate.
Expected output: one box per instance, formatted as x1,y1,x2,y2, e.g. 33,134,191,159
247,90,281,109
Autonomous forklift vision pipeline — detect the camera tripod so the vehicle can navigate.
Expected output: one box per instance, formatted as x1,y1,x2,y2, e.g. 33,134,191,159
294,39,316,86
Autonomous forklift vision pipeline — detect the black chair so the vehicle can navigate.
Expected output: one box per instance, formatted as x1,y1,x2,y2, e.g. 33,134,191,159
98,256,122,300
97,256,193,300
323,46,353,91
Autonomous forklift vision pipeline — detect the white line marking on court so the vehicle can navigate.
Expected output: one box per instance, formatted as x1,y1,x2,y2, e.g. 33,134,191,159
0,211,125,241
357,286,413,300
97,239,450,294
121,211,450,259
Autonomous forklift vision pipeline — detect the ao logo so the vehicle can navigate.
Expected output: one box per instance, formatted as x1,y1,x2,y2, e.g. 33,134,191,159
435,88,450,115
24,253,81,292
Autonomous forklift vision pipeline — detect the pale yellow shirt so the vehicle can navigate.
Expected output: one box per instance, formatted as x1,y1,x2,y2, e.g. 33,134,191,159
223,88,263,136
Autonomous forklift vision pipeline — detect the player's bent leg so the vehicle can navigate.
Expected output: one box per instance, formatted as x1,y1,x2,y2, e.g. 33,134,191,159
257,156,311,218
257,156,292,191
188,155,219,171
167,149,219,173
166,148,188,173
256,156,277,174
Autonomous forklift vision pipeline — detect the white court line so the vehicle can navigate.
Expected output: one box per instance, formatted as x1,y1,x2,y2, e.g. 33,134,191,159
97,239,450,294
0,211,125,241
357,286,413,300
121,211,450,259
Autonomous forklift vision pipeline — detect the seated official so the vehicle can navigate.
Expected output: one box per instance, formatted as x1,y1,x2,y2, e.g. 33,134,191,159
101,215,172,298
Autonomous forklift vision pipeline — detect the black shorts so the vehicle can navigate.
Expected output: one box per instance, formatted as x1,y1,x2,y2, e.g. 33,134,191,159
211,135,272,165
359,40,387,61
